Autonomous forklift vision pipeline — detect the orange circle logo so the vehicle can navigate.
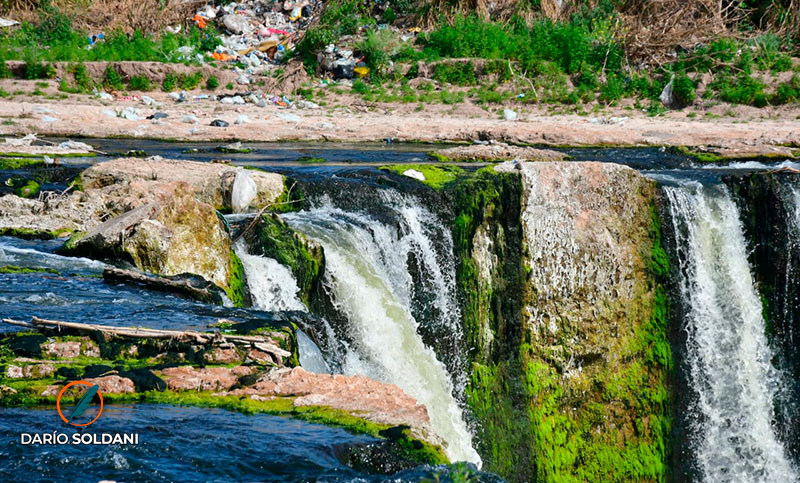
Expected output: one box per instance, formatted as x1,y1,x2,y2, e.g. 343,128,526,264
56,381,103,427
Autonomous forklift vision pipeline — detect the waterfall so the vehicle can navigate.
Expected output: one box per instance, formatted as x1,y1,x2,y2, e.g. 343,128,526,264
664,180,797,482
283,193,480,465
234,242,329,373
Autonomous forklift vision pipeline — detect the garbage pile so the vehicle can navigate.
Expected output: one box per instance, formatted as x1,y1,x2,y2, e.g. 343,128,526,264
191,0,321,80
316,44,371,80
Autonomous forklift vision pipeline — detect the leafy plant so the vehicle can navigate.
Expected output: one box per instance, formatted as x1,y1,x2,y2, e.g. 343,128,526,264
129,74,153,91
206,75,219,90
103,65,125,90
162,73,178,91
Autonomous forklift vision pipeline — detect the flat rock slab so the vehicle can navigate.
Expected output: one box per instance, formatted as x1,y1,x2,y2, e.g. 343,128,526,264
433,143,568,162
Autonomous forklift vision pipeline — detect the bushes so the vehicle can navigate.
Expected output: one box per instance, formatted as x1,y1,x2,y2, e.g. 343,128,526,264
433,62,477,86
717,75,768,106
129,74,153,91
103,65,125,90
206,75,219,90
671,74,696,106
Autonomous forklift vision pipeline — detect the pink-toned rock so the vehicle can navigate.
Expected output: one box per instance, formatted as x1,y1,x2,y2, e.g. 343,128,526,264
246,349,273,364
160,366,254,392
40,375,135,396
203,347,243,364
227,367,430,430
41,341,81,359
5,365,23,379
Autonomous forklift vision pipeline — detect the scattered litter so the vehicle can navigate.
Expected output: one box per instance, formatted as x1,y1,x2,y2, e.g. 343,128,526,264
141,96,157,106
210,119,229,127
40,116,59,123
236,74,251,85
403,169,425,182
231,169,258,213
102,109,117,118
148,112,169,120
43,155,55,165
168,91,189,103
503,109,517,121
0,18,20,28
4,134,37,147
234,115,250,125
294,100,320,109
118,107,143,121
588,116,629,125
183,115,200,124
59,140,93,151
96,91,113,101
220,95,246,105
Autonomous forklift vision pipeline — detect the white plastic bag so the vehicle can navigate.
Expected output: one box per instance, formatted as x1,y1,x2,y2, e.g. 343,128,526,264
231,169,258,213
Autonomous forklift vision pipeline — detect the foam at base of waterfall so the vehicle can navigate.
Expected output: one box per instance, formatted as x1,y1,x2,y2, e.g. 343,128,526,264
665,181,797,482
284,197,479,465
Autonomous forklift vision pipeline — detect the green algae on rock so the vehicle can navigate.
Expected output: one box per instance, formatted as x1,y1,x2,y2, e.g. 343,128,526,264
380,164,466,189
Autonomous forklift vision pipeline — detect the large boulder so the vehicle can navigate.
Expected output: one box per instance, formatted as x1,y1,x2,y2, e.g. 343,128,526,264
81,156,284,212
60,182,245,304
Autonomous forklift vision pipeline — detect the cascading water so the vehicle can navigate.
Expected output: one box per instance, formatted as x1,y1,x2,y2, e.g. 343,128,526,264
663,180,798,482
281,192,480,465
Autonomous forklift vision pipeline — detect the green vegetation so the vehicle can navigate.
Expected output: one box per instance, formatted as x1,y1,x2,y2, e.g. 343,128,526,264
14,180,40,198
0,157,43,169
0,227,72,240
0,265,58,274
380,164,465,189
206,75,219,91
129,74,153,91
225,250,247,308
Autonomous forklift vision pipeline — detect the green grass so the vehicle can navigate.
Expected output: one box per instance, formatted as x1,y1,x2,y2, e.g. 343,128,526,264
0,265,58,274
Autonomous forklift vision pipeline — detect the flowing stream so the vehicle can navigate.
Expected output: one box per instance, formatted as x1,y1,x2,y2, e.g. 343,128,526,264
663,180,797,482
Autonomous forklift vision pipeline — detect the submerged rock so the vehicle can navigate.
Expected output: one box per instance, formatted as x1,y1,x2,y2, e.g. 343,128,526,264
430,143,568,162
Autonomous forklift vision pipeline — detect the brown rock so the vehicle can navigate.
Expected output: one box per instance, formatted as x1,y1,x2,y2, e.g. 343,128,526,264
41,341,82,359
203,348,243,364
40,375,135,396
432,143,567,162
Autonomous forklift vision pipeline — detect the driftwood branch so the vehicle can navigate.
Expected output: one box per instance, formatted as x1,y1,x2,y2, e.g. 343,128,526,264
103,267,224,305
2,317,291,359
232,181,299,244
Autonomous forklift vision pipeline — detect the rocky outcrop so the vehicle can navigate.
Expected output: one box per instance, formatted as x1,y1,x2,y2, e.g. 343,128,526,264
81,156,284,212
59,182,245,305
0,192,100,234
430,143,568,162
161,366,255,392
456,162,671,482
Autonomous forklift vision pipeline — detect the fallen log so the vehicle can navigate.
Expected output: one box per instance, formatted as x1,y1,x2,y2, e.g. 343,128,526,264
1,317,291,360
102,267,224,305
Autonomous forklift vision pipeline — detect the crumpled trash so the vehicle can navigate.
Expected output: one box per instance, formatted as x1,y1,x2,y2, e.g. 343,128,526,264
588,116,629,125
59,140,94,151
148,112,169,120
236,74,251,85
223,14,251,35
141,95,157,106
168,91,189,103
231,169,257,213
294,100,320,109
183,115,200,124
118,107,143,121
503,109,517,121
96,91,113,101
175,46,195,61
41,115,59,122
234,114,250,125
220,95,246,105
403,169,426,182
660,75,675,108
0,18,20,28
102,109,117,118
4,134,37,146
210,119,229,127
277,112,301,122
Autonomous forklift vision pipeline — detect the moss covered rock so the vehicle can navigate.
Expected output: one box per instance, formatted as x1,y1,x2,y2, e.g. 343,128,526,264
243,213,324,306
456,162,672,482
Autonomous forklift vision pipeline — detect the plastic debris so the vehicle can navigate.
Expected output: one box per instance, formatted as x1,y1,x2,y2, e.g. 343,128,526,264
59,140,93,151
141,96,157,106
294,100,320,109
4,134,37,147
41,116,59,123
118,107,143,121
234,114,250,125
0,18,20,28
210,119,230,127
148,112,169,120
403,169,425,182
354,66,370,78
231,169,258,213
236,74,251,85
503,109,517,121
102,109,117,118
183,115,200,124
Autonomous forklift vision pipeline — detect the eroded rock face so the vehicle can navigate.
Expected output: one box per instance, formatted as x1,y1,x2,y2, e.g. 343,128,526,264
5,364,55,379
160,365,255,392
41,338,99,359
61,182,237,292
41,375,136,396
0,192,101,234
223,367,431,430
81,156,284,212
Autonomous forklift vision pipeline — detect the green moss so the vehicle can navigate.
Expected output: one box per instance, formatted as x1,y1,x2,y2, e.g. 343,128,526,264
0,152,95,158
296,156,327,164
0,157,43,170
427,151,452,163
0,227,72,240
380,164,465,189
0,265,58,274
271,179,307,214
247,214,321,306
57,231,86,252
669,146,722,163
14,180,40,198
225,250,247,308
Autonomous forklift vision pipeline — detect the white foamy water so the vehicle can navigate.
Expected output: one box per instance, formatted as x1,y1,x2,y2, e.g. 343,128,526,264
665,181,797,482
284,195,480,465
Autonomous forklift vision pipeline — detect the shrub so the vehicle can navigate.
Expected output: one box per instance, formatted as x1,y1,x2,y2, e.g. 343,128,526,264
24,61,56,80
206,75,219,90
433,61,477,85
103,65,125,90
772,74,800,105
598,75,624,104
129,74,153,91
0,62,11,79
162,73,178,91
70,63,93,91
358,30,391,76
718,75,767,106
671,73,696,106
178,71,203,90
352,79,369,94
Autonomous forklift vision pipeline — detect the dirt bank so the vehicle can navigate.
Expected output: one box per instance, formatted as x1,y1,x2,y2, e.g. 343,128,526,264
0,80,798,158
